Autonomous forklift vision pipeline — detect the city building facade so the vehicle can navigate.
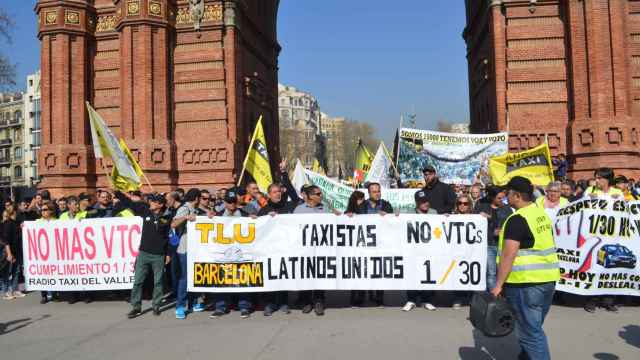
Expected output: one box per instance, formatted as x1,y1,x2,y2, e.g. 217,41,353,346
319,113,346,177
464,0,640,178
24,71,42,188
36,0,280,196
0,93,26,196
278,83,323,169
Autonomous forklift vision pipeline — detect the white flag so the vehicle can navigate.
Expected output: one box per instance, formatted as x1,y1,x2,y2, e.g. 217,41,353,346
291,159,309,196
365,142,393,188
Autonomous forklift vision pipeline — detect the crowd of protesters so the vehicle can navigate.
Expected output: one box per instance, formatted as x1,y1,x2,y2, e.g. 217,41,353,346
1,160,639,321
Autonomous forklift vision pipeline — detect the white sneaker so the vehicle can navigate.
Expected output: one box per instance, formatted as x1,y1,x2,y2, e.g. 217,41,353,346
424,303,437,311
452,301,462,310
12,291,26,298
2,292,15,300
402,301,416,312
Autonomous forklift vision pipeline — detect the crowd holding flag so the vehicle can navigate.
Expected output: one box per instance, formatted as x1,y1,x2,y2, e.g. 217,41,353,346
6,110,639,360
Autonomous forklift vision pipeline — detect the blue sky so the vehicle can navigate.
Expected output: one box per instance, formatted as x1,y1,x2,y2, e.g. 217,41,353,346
5,1,470,142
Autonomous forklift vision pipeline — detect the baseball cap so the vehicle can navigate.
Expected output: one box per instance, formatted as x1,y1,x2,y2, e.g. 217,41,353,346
148,194,167,205
224,189,238,203
505,176,534,196
414,190,430,204
422,165,436,173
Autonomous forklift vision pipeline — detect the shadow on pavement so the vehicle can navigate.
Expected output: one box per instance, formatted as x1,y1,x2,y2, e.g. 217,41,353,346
593,353,619,360
619,325,640,349
458,329,520,360
0,314,51,336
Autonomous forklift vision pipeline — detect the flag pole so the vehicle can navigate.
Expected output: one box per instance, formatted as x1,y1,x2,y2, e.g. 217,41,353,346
141,171,154,192
237,115,262,187
382,141,400,178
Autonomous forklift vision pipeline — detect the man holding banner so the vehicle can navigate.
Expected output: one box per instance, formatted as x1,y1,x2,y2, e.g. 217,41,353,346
492,176,560,360
116,192,172,318
258,161,301,316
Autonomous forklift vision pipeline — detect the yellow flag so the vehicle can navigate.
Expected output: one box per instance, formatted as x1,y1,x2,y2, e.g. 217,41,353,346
312,159,325,175
489,143,555,186
110,139,144,192
242,116,272,192
86,102,141,189
354,139,373,183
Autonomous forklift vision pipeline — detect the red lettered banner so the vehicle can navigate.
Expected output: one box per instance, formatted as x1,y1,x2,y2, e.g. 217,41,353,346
22,218,143,291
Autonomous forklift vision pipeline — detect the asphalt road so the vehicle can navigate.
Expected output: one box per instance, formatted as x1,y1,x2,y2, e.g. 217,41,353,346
1,292,639,360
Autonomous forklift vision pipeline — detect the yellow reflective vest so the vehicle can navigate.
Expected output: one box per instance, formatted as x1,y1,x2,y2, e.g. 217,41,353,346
585,186,624,198
118,209,135,217
498,203,560,284
59,211,87,220
535,196,568,209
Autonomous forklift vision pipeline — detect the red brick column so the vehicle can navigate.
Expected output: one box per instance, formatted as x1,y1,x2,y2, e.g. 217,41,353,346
115,0,175,191
36,1,96,196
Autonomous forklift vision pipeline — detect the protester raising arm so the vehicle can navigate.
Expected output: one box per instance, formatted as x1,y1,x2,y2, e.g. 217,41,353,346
113,191,147,216
279,159,300,204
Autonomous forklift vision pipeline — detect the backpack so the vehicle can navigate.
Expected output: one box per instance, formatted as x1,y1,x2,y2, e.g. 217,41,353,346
168,229,180,247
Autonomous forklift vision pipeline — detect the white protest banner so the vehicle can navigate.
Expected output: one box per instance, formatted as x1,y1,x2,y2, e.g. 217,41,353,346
554,199,640,296
22,218,143,291
187,214,487,292
398,128,508,185
301,169,417,213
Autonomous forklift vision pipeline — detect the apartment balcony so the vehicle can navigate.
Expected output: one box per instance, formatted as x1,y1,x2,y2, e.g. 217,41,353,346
0,157,10,166
0,139,12,147
9,117,22,125
0,176,10,184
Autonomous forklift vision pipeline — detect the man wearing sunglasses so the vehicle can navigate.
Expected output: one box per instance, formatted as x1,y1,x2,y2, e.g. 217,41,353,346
199,190,214,214
293,185,331,316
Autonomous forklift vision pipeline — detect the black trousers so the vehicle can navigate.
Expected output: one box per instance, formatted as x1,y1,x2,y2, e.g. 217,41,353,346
299,290,325,304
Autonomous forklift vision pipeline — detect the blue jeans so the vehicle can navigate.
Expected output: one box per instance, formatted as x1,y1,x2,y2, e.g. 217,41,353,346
1,260,21,293
504,282,555,360
176,253,195,309
215,294,252,312
486,246,498,291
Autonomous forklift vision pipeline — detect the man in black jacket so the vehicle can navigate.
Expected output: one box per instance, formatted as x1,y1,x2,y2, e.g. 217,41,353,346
420,166,457,214
114,192,172,318
258,160,300,316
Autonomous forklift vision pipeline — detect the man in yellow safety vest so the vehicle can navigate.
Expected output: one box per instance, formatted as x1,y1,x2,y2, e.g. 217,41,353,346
491,176,560,360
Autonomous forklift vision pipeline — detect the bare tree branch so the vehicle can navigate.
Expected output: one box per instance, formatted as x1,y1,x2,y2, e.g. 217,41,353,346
0,7,16,89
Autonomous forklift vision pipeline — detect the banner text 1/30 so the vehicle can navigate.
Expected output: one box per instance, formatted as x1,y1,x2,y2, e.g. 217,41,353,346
588,214,639,237
422,260,482,285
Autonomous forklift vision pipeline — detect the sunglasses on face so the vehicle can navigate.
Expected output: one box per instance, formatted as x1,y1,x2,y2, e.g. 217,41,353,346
42,208,51,212
201,197,211,200
311,192,322,196
457,202,470,206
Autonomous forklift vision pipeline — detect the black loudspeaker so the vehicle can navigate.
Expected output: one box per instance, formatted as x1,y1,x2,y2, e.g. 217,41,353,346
469,292,516,337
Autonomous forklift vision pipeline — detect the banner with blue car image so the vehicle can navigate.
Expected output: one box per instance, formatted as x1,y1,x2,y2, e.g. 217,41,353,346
554,199,640,296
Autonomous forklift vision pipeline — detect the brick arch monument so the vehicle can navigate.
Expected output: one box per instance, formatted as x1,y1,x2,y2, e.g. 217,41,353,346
465,0,640,179
35,0,280,196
